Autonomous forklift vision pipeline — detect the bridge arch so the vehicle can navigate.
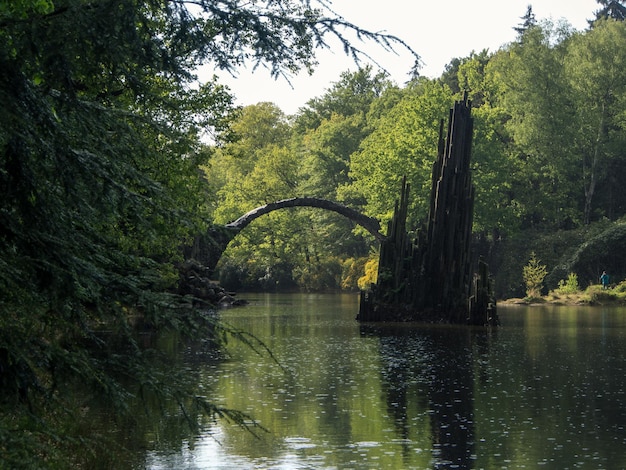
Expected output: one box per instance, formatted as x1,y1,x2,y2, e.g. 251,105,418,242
225,197,385,241
188,197,385,277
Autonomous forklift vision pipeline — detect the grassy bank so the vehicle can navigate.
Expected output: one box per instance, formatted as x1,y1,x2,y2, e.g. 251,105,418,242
502,282,626,306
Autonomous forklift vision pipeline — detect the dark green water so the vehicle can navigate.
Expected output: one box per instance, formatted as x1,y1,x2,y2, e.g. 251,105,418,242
141,293,626,469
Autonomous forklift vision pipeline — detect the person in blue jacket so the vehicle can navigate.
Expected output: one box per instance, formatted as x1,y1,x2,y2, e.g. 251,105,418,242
600,271,610,290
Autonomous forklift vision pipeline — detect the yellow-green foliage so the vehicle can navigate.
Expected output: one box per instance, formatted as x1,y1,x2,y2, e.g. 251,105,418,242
613,280,626,294
556,272,579,294
341,257,368,290
601,280,626,303
523,251,547,298
545,280,626,305
358,258,379,290
582,284,614,303
293,257,342,291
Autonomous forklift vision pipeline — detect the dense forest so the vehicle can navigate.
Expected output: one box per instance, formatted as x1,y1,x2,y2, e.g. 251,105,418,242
2,0,626,467
210,4,626,300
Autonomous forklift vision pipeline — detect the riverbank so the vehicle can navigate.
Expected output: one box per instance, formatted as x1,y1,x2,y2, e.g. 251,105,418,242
500,285,626,306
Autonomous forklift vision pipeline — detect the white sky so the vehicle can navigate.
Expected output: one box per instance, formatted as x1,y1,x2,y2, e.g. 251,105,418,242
199,0,600,115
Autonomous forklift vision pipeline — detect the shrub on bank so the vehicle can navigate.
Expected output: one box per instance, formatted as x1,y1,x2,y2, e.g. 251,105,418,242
547,283,626,305
557,273,580,294
583,285,615,304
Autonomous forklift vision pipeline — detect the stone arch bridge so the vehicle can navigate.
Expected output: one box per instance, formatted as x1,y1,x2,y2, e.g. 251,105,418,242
184,197,385,276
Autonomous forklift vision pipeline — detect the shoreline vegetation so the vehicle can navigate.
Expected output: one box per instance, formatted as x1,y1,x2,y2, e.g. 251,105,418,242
501,283,626,306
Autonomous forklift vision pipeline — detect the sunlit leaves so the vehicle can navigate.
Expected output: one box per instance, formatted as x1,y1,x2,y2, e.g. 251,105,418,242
299,113,366,198
564,19,626,222
341,79,454,229
1,0,422,464
470,105,519,234
485,21,581,227
0,0,53,20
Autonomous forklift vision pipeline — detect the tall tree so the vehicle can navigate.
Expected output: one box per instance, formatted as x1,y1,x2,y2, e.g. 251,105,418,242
453,52,519,236
295,68,398,198
514,4,538,38
565,19,626,223
294,69,400,280
592,0,626,22
456,49,492,106
294,67,395,133
340,79,455,230
0,0,416,465
487,22,580,228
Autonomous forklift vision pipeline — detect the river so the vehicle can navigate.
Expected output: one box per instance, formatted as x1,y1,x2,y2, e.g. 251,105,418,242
136,293,626,469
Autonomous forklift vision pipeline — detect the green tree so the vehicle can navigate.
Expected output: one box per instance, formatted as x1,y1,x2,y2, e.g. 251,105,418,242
210,99,373,291
487,21,580,228
294,67,395,131
1,0,416,465
293,70,399,284
593,0,626,22
470,104,520,235
564,19,626,223
211,69,402,290
523,252,548,298
294,68,399,199
296,69,397,258
457,49,492,106
341,79,455,229
557,272,580,294
513,4,537,38
428,50,522,238
1,2,237,465
206,103,303,288
439,57,464,94
212,70,401,291
299,112,367,197
210,103,293,216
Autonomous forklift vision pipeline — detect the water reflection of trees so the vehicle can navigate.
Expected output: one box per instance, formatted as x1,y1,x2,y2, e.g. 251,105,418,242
362,324,496,468
67,329,228,469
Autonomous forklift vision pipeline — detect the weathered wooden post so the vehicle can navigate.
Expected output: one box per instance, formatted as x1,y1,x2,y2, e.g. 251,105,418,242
357,97,498,325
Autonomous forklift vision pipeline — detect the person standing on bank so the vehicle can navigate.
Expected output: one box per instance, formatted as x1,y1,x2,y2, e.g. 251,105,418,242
600,271,610,290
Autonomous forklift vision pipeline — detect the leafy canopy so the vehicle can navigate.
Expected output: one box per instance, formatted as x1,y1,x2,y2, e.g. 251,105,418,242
0,0,418,466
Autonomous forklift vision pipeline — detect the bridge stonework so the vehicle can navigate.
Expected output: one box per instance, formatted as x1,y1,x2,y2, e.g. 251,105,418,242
184,198,386,278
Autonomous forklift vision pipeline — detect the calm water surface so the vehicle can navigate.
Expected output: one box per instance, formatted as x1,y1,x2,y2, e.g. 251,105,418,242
145,293,626,469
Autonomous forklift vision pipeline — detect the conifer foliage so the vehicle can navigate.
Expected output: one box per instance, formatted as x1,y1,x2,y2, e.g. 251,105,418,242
523,252,548,298
594,0,626,21
0,1,415,466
